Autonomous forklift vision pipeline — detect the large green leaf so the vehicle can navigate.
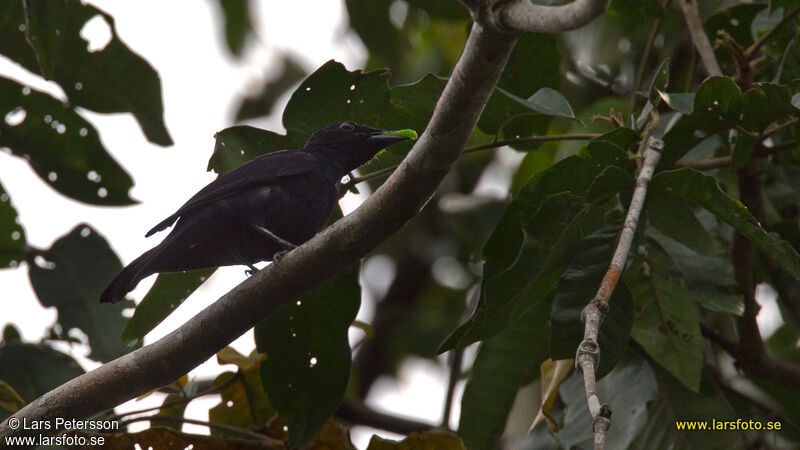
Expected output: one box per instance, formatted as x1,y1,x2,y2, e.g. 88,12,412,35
652,168,800,280
254,264,360,448
478,87,574,141
549,221,634,379
0,181,26,268
0,77,135,205
624,239,703,392
0,0,171,145
120,268,216,341
440,138,636,351
27,224,136,362
210,61,565,171
0,342,84,421
458,301,550,450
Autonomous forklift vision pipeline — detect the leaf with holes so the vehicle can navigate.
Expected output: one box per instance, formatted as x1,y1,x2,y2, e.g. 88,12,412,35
254,264,360,448
0,0,171,145
27,224,136,362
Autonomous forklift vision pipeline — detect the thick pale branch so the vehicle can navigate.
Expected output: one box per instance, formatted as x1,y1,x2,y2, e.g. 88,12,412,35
0,17,519,441
498,0,609,33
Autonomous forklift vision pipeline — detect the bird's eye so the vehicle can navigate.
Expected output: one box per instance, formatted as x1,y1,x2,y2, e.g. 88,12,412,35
339,122,355,132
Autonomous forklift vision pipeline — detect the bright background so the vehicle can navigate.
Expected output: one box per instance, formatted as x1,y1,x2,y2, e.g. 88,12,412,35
0,1,475,446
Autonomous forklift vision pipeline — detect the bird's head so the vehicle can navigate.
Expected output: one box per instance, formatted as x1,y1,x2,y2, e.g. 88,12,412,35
305,122,417,173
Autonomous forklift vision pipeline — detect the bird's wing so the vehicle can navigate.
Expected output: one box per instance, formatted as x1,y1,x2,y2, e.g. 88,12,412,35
146,150,321,237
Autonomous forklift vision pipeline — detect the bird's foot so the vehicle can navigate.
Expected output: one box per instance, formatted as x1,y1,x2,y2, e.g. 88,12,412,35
251,224,297,251
272,250,290,265
244,263,259,276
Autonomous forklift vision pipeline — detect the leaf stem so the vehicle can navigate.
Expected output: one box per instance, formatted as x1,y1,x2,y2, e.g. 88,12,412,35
349,133,599,185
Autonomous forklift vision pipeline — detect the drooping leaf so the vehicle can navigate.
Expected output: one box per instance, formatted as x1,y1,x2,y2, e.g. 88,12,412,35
652,168,800,280
624,239,703,392
0,181,26,269
646,189,723,256
255,264,360,448
121,268,216,341
0,342,84,421
440,140,635,351
0,77,136,205
458,300,550,450
27,224,136,362
0,0,172,145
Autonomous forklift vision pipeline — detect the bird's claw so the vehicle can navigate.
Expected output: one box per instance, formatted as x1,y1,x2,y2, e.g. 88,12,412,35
245,267,259,276
273,250,290,265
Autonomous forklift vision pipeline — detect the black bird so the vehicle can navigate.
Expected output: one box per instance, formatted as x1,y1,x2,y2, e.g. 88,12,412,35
99,122,412,304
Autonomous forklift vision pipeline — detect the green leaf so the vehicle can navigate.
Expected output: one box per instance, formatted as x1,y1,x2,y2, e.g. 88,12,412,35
27,224,136,362
283,61,391,140
458,301,550,450
624,239,703,392
440,143,635,351
498,33,560,99
646,190,722,255
549,221,634,379
215,0,253,57
255,264,360,448
705,4,767,50
0,181,26,269
208,126,297,175
648,58,670,104
21,0,67,79
657,91,694,115
652,168,800,280
344,0,408,65
121,268,216,341
740,82,796,132
0,342,84,421
0,0,172,145
694,76,743,120
731,132,757,170
0,77,136,205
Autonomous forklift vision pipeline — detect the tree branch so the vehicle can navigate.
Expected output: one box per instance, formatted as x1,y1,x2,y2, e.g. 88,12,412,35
336,398,436,435
0,11,521,441
678,0,722,77
577,136,663,450
497,0,610,33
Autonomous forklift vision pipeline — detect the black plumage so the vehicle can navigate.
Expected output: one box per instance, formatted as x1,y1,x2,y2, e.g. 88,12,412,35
99,122,409,304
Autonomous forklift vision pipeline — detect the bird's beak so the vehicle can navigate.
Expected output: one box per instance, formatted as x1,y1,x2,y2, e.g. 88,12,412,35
367,129,418,146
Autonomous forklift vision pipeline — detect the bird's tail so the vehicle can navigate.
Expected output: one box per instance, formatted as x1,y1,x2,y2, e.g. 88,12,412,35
99,247,160,304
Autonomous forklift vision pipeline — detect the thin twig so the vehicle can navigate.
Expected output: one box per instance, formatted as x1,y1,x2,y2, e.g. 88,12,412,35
576,136,663,450
676,155,731,170
118,415,272,441
629,18,662,110
441,349,464,429
336,398,435,435
744,4,800,59
349,133,599,185
678,0,722,77
107,373,242,422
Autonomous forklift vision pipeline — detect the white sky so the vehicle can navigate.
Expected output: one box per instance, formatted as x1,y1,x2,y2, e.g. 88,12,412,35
0,1,461,447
